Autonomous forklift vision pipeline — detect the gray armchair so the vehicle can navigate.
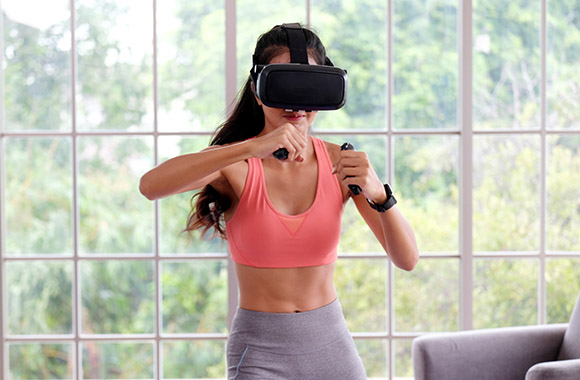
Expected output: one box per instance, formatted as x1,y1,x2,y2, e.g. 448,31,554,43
412,291,580,380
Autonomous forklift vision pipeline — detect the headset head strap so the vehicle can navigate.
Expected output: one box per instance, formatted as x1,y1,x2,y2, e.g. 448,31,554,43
281,23,309,64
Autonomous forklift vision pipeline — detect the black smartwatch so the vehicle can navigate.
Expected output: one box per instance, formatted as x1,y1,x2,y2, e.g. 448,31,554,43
367,183,397,212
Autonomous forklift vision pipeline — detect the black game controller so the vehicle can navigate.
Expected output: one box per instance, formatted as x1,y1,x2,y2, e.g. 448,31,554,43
273,148,289,160
340,142,362,196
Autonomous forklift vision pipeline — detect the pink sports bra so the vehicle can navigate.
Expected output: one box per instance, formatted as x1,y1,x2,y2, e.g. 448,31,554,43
225,137,344,268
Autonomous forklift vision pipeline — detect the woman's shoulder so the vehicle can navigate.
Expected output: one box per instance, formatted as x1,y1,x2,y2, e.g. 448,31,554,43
215,157,249,202
320,139,341,166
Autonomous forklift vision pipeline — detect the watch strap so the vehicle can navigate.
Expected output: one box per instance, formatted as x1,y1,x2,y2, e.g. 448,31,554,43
367,183,397,212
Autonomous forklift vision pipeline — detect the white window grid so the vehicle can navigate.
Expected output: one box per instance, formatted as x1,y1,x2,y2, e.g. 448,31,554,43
1,0,579,378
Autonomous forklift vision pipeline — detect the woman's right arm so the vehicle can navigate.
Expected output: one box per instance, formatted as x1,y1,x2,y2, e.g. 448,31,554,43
139,123,308,200
139,140,254,201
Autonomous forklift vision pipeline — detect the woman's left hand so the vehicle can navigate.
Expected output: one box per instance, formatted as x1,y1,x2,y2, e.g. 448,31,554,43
334,147,419,271
334,149,386,203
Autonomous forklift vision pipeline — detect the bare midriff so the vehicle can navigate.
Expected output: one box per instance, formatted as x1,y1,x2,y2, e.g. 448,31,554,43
235,262,337,313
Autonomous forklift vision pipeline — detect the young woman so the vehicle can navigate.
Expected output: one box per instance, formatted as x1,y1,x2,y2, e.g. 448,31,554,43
140,24,418,379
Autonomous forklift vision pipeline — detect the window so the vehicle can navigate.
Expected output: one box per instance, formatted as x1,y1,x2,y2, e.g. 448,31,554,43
2,0,579,379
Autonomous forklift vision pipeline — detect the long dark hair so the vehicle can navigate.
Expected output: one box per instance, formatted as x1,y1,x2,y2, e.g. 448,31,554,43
185,24,328,239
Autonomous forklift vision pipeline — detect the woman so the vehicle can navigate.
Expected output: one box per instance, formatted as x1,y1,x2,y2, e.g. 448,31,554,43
140,24,418,379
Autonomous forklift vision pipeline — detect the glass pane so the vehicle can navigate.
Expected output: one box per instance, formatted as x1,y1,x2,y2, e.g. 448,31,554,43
323,135,386,254
236,1,306,90
393,0,457,130
338,201,385,254
162,340,226,379
2,0,71,131
547,0,580,129
322,134,387,177
6,261,72,335
473,135,540,253
79,136,154,254
546,258,580,323
394,339,414,380
82,342,154,379
394,259,459,332
9,343,74,379
312,0,387,130
4,137,73,255
158,136,228,254
81,260,154,334
162,261,228,334
547,135,580,252
473,0,541,130
157,0,225,132
335,259,387,332
75,0,153,130
394,136,459,253
473,258,538,328
354,339,388,379
160,192,229,254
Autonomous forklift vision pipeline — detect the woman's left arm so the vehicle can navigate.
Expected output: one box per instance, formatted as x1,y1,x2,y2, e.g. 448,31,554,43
335,149,419,271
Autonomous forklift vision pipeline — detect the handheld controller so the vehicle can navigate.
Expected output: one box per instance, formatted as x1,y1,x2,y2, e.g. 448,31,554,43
273,148,289,160
340,142,362,196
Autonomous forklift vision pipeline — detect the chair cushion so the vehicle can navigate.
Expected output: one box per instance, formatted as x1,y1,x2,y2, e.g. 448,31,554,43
557,291,580,360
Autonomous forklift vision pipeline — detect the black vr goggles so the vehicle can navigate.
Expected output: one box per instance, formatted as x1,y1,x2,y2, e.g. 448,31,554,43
250,23,348,112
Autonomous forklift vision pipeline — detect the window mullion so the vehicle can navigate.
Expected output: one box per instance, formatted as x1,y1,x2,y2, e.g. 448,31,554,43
69,0,82,378
387,0,394,378
225,0,239,333
0,60,5,379
306,0,311,29
538,0,547,325
152,0,162,379
459,0,473,331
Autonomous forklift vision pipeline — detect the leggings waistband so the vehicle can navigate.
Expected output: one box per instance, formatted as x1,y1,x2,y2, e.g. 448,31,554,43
228,298,349,354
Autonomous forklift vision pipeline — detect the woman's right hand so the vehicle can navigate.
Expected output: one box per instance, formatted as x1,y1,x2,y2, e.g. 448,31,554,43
250,123,308,162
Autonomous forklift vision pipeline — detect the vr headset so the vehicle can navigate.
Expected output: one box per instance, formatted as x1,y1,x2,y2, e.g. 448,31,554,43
250,23,348,112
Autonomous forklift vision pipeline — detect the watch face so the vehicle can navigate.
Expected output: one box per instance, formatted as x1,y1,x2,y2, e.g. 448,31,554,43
385,183,393,196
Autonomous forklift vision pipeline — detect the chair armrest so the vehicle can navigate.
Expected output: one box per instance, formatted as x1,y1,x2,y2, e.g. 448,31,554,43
526,359,580,380
413,324,567,380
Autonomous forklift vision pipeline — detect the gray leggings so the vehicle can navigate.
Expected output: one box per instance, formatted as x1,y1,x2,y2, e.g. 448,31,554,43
227,298,367,379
